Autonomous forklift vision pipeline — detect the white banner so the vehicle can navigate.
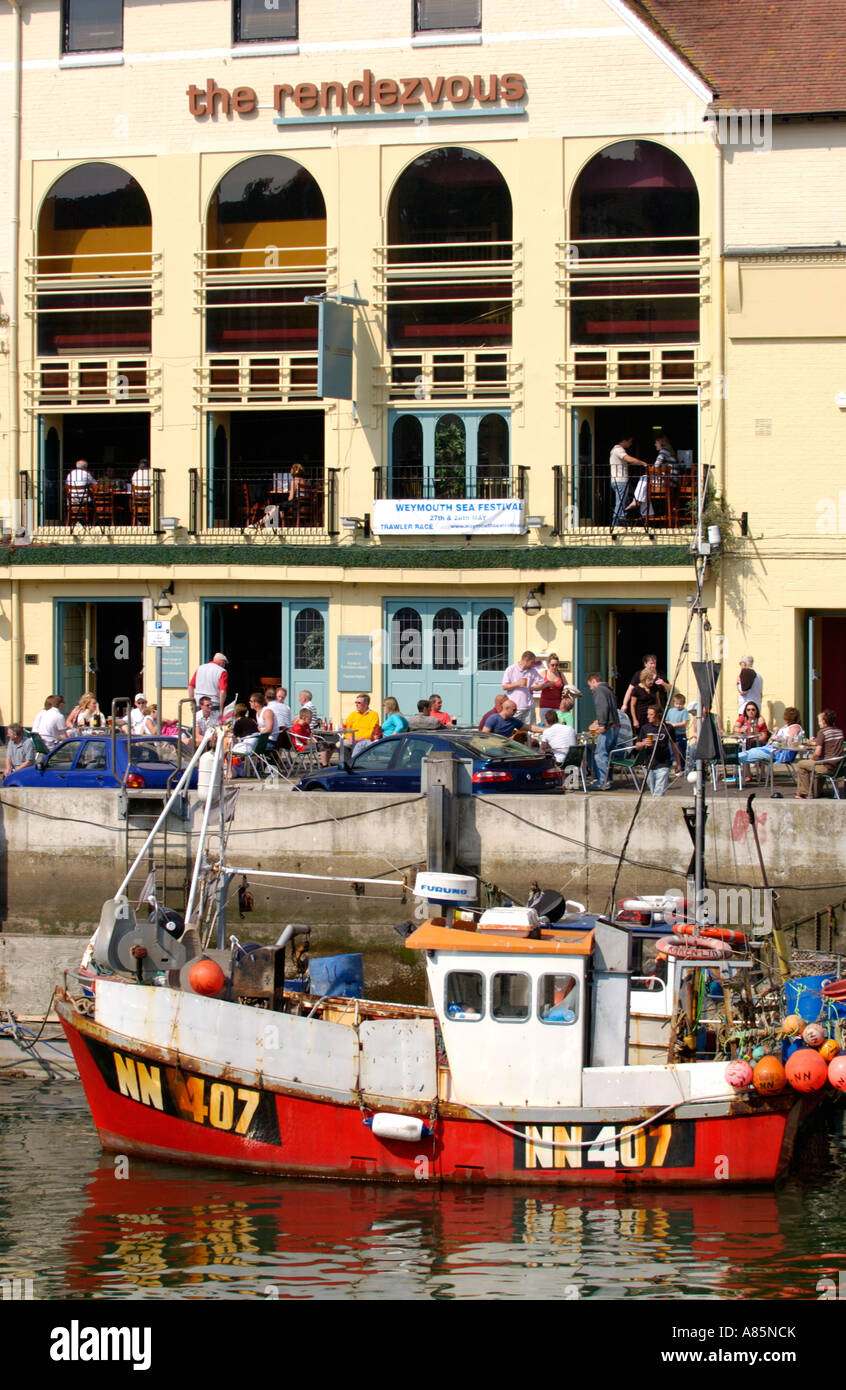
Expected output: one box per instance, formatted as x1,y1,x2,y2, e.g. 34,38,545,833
373,498,525,535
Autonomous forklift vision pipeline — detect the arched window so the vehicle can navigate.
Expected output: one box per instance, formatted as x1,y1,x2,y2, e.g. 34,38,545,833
206,155,326,353
433,608,464,670
434,414,466,498
391,608,423,670
294,607,325,669
386,147,513,348
578,418,594,524
569,141,699,345
476,608,508,672
391,416,424,497
37,163,152,356
478,414,509,494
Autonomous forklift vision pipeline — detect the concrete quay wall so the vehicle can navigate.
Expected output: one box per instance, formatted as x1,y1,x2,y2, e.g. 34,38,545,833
0,786,841,936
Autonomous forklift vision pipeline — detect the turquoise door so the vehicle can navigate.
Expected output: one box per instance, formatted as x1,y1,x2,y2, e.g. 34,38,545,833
203,600,328,717
385,599,511,726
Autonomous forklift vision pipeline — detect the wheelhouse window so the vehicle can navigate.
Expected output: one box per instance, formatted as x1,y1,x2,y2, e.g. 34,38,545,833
538,973,579,1024
491,972,530,1022
234,0,297,44
415,0,481,31
445,971,484,1020
63,0,123,52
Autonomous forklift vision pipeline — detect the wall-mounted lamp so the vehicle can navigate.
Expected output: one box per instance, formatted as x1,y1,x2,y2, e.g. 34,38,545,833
521,582,546,616
341,516,363,531
155,581,175,617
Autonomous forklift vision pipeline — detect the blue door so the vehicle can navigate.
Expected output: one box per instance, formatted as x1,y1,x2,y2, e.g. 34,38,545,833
384,599,511,726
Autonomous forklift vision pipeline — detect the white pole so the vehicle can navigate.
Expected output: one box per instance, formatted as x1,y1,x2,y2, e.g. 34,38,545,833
185,729,226,926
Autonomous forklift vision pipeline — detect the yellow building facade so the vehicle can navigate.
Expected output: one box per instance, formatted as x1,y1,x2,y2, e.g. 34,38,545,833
3,0,834,732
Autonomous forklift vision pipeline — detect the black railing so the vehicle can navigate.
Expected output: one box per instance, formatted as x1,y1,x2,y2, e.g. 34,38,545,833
188,468,200,535
209,465,329,531
557,461,698,530
40,464,157,528
326,468,340,536
152,470,163,533
374,465,525,501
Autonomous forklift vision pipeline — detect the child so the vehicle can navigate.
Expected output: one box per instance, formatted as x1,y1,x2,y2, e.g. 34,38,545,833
666,692,689,768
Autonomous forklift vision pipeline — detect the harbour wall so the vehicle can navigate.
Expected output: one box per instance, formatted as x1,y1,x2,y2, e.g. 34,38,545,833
0,786,841,939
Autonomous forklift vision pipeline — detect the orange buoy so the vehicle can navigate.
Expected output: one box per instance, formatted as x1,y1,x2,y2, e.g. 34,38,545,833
189,958,227,997
752,1055,787,1095
820,1039,841,1063
785,1048,828,1092
828,1055,846,1090
780,1014,803,1037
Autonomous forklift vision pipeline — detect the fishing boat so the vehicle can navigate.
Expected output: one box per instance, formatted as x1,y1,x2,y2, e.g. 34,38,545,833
55,729,842,1187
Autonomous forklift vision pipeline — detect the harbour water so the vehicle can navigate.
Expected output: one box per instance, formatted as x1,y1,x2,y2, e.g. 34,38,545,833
2,1079,845,1302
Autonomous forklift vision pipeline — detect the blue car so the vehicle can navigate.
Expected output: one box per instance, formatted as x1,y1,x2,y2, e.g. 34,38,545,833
4,735,198,790
295,730,564,794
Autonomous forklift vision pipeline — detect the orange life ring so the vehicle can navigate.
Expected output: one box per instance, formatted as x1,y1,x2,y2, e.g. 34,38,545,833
675,923,749,947
656,934,732,961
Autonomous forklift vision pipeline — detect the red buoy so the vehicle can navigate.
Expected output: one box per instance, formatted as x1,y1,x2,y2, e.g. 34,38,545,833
189,958,226,997
785,1048,828,1092
751,1055,787,1095
828,1055,846,1091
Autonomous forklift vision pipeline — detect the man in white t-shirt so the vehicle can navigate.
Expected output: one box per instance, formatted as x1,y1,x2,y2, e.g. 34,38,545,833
737,656,764,716
32,695,68,750
268,686,293,735
535,709,578,762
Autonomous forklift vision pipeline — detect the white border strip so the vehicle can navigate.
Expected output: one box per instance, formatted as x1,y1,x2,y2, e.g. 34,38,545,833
601,0,714,103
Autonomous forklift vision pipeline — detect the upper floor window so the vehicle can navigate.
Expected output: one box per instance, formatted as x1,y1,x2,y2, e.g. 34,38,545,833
415,0,480,31
63,0,123,53
234,0,298,43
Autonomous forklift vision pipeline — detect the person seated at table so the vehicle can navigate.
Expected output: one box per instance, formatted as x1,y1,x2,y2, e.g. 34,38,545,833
532,708,577,764
343,693,382,752
226,702,259,777
382,696,409,736
74,695,105,730
131,458,151,489
734,701,769,745
66,690,95,730
290,705,316,751
408,699,442,731
249,691,275,743
194,695,218,745
795,708,844,799
3,724,34,780
428,693,453,727
634,705,683,797
739,706,804,770
483,698,524,738
478,693,507,731
66,459,96,502
130,694,156,736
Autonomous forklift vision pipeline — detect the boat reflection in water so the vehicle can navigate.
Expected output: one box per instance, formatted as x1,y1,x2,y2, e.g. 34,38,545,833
65,1159,809,1300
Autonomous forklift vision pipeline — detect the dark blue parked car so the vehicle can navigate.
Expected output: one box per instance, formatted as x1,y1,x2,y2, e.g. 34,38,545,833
295,730,563,794
4,735,197,790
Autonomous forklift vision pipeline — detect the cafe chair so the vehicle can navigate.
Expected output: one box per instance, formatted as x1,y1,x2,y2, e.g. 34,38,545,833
64,482,93,526
130,482,151,527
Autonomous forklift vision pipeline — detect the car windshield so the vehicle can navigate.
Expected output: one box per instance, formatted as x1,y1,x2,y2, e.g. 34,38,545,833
450,734,546,762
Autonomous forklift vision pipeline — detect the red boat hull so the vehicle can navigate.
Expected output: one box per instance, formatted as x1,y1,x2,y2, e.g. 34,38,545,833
59,1005,809,1187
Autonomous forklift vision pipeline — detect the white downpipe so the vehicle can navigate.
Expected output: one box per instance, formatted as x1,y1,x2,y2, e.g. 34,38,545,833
114,729,213,900
185,730,226,927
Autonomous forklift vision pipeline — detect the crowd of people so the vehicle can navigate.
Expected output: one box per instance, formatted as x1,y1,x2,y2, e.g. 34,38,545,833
8,649,845,799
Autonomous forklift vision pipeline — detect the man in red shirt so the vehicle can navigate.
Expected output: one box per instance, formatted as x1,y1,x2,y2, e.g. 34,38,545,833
429,693,453,727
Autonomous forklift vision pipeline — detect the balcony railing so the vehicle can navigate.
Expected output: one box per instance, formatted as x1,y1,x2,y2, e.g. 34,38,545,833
374,465,527,502
196,246,335,354
25,358,161,410
30,467,163,534
26,250,161,356
373,239,520,348
552,463,698,535
374,349,522,404
204,465,338,535
558,345,708,403
195,353,319,406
